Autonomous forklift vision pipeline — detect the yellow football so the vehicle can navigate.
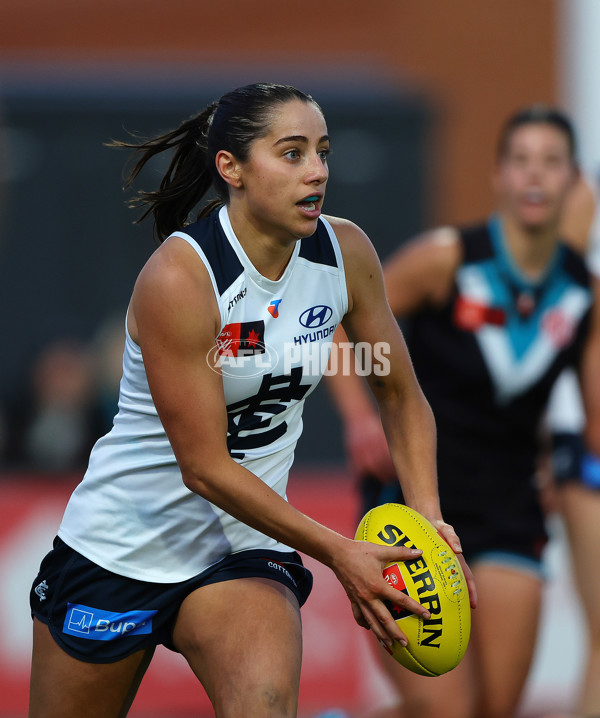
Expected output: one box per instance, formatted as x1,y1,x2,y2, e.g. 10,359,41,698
355,503,471,677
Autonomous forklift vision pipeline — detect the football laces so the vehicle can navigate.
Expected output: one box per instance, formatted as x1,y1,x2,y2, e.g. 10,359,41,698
439,550,463,594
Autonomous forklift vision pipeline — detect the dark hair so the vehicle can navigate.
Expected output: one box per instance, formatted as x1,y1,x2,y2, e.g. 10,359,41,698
109,83,321,243
496,104,577,163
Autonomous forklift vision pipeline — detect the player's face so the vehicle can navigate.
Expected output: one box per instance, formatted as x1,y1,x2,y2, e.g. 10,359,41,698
493,123,577,231
236,99,330,241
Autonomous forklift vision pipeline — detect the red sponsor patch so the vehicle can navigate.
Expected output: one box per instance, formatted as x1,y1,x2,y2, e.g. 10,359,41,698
453,296,506,331
216,321,266,356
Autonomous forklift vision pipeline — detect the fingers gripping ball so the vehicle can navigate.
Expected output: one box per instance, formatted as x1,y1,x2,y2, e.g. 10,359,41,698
355,503,471,677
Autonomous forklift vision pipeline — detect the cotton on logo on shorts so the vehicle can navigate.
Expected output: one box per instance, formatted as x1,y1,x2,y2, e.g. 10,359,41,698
63,603,157,641
266,560,297,587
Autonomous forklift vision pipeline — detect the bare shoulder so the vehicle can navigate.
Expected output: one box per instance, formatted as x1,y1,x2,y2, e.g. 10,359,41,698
323,215,385,314
324,214,371,243
400,225,461,262
383,226,462,313
323,214,380,268
136,236,209,291
129,236,221,344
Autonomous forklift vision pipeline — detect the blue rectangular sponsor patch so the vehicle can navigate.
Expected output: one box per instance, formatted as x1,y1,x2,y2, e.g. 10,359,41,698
63,603,157,641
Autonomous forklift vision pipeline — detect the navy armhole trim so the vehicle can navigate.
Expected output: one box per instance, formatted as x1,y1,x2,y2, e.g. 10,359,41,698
298,220,338,268
182,214,244,294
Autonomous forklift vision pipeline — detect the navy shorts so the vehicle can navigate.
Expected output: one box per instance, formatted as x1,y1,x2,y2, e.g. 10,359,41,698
30,536,313,664
359,472,547,576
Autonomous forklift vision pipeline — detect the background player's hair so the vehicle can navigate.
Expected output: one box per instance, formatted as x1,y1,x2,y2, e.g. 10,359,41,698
109,83,321,243
496,104,578,163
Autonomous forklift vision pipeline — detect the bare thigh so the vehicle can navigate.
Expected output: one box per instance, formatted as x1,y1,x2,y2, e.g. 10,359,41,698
470,562,543,718
559,483,600,632
368,636,475,718
172,576,303,718
559,483,600,713
366,562,542,718
29,618,154,718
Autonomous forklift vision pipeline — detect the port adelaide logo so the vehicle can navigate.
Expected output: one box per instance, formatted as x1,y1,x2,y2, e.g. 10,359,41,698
295,304,335,344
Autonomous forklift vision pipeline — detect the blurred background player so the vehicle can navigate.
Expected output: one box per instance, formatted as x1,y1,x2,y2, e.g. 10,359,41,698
544,171,600,718
328,106,600,718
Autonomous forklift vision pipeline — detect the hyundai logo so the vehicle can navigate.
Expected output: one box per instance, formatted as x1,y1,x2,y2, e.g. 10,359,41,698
299,305,333,329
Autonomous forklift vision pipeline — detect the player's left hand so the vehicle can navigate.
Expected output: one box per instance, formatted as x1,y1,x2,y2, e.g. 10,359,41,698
427,518,478,609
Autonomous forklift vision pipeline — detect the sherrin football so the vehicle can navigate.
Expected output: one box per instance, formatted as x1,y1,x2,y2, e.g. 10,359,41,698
355,503,471,677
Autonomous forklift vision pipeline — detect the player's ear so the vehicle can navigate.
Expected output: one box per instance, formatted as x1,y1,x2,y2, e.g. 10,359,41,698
215,150,243,189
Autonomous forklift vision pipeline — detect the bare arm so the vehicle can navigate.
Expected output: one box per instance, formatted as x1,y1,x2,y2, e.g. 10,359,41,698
560,173,597,254
327,220,476,606
327,227,461,478
128,236,432,645
383,226,462,314
330,219,460,530
581,276,600,456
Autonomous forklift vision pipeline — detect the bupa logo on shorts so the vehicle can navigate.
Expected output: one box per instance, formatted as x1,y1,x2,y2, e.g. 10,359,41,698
299,305,333,329
63,603,157,641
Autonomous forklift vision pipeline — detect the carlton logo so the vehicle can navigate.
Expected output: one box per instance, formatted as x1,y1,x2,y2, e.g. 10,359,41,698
299,305,333,329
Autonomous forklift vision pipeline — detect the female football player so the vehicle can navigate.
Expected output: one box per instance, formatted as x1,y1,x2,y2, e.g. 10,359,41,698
28,82,474,718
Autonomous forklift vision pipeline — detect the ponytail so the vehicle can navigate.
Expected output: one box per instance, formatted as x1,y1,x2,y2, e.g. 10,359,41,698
108,102,220,243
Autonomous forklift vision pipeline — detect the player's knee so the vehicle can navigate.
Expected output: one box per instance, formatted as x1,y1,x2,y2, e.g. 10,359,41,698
213,679,297,718
476,698,520,718
403,695,471,718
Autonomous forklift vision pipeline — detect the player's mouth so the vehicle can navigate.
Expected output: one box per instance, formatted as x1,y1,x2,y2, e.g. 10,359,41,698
296,194,323,215
521,188,546,206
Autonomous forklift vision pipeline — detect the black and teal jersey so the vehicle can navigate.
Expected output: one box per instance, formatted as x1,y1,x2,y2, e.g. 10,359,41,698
406,215,592,506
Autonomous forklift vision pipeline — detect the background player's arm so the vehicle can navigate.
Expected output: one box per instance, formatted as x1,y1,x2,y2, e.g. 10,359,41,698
330,218,456,536
331,221,475,607
129,235,433,645
383,226,462,314
580,275,600,457
327,227,461,480
559,173,597,254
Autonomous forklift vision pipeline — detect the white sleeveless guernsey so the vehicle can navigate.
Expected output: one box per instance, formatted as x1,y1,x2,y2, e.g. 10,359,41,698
59,207,348,582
